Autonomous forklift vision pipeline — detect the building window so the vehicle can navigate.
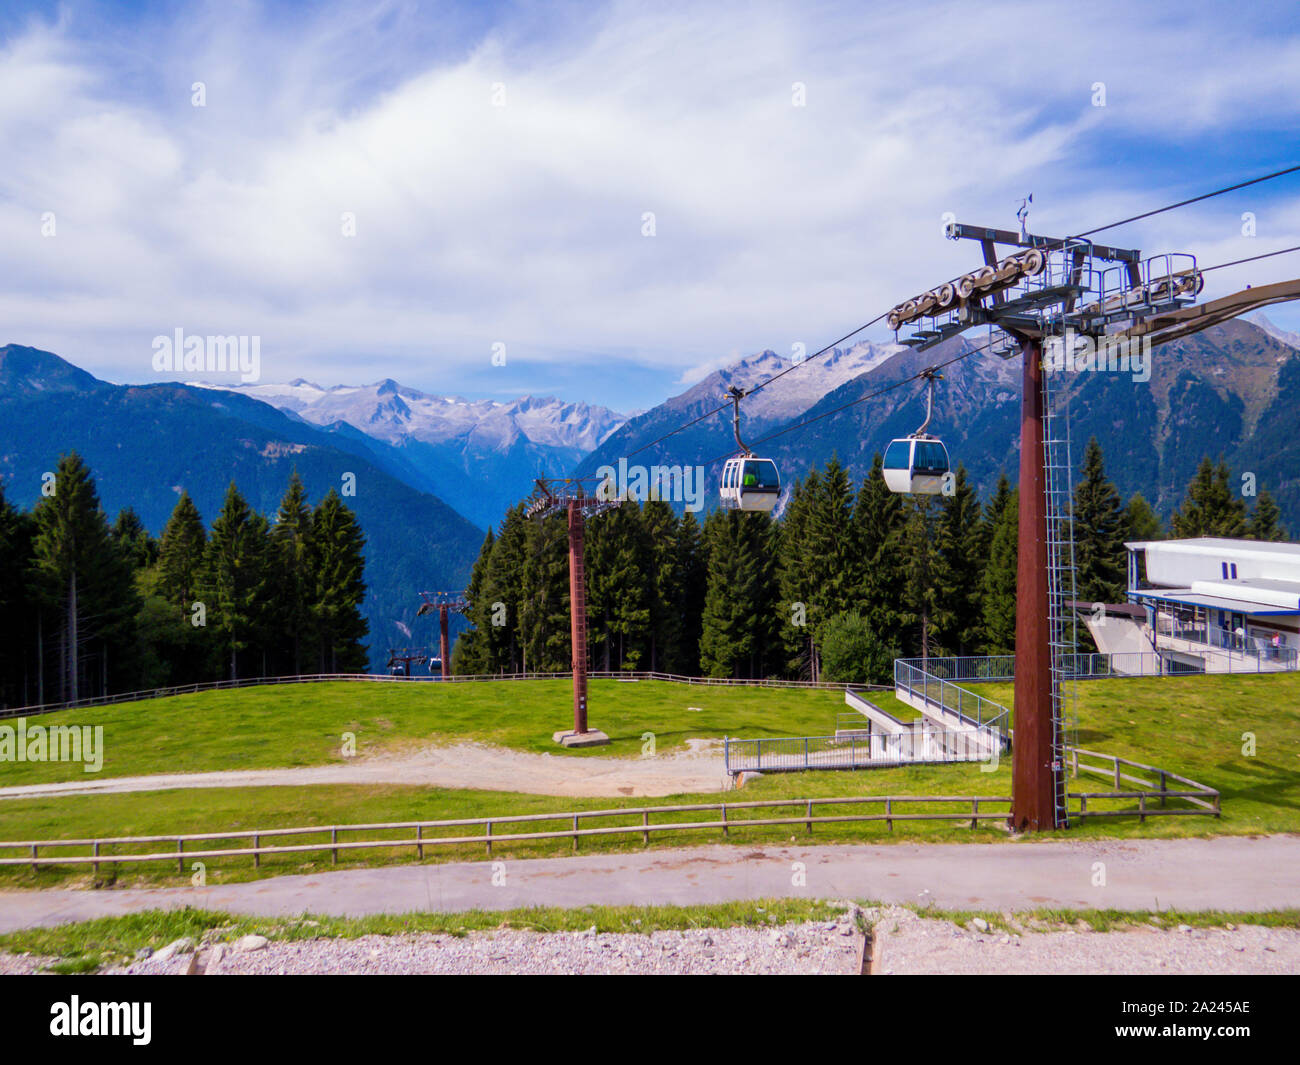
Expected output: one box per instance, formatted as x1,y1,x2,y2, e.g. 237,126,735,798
1221,562,1229,579
1230,563,1238,579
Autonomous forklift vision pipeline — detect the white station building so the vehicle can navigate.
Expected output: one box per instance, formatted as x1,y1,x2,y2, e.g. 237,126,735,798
1083,537,1300,673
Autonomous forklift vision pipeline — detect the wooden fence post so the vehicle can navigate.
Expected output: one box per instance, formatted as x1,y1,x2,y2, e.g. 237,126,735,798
642,811,649,846
721,804,728,837
572,814,579,852
486,821,492,856
886,799,893,832
177,839,184,874
971,798,979,829
416,825,423,861
253,834,260,868
331,828,338,864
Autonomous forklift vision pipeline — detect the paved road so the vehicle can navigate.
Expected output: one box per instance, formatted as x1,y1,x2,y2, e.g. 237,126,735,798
1,835,1296,933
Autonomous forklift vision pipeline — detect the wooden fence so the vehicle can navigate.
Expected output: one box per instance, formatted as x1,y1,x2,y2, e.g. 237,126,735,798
0,795,1014,872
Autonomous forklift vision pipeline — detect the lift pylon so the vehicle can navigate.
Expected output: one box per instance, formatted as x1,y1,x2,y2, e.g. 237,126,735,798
525,477,622,747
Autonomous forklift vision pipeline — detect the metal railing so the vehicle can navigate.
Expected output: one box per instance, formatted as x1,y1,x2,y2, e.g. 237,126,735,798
725,730,999,774
0,794,1016,872
892,660,1011,735
1,670,880,721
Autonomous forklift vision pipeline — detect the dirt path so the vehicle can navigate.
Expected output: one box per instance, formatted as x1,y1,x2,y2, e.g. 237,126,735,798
3,836,1298,934
0,740,730,801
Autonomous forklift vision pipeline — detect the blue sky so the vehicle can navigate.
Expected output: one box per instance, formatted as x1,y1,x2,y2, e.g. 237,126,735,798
2,0,1299,411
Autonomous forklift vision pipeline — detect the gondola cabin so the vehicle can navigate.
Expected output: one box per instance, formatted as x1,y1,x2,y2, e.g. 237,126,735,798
882,436,950,495
720,456,780,511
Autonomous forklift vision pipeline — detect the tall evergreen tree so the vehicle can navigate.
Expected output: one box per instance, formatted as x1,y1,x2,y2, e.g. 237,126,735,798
1125,492,1163,542
981,488,1019,654
673,510,706,675
0,483,35,706
899,496,939,657
699,510,779,678
587,502,652,670
201,482,273,679
851,455,908,646
1171,458,1248,538
112,508,157,570
1073,438,1127,603
931,465,984,654
272,472,315,674
1248,489,1288,542
519,511,571,673
158,492,207,608
642,498,682,673
30,452,138,702
452,528,496,674
310,489,369,673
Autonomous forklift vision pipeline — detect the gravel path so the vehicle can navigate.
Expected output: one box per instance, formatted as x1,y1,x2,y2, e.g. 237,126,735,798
0,739,729,801
873,907,1300,974
5,907,1296,974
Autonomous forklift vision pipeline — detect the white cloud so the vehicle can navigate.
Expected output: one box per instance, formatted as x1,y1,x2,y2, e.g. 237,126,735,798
1,0,1299,406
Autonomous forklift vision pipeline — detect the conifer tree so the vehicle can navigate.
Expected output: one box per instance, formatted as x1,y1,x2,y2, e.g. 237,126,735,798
699,510,779,678
112,508,157,570
1248,489,1287,542
642,498,682,673
980,488,1019,654
452,528,496,674
201,482,273,679
519,512,571,673
1125,492,1163,542
673,510,706,675
1073,438,1127,603
1171,458,1248,538
0,484,35,706
852,455,908,640
587,501,652,670
272,471,315,674
158,492,207,609
30,452,138,701
310,489,369,673
931,465,984,654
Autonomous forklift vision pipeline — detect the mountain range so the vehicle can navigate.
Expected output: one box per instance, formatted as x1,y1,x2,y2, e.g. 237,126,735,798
576,318,1300,532
3,313,1298,676
0,345,485,671
202,380,627,529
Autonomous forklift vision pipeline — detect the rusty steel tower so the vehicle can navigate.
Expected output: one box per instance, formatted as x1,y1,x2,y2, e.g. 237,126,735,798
416,591,470,679
525,476,621,747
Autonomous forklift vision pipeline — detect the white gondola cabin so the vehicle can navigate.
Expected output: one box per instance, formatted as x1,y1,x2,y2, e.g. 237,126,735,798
882,436,950,495
883,368,951,495
720,455,780,511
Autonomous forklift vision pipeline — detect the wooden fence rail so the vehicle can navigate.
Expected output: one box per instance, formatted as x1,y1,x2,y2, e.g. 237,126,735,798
0,795,1013,871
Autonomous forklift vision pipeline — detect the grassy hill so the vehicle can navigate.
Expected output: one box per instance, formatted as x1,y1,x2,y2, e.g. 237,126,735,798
0,679,844,785
1,673,1296,889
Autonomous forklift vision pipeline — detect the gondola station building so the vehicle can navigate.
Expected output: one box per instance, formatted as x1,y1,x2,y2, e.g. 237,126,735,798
1084,537,1300,673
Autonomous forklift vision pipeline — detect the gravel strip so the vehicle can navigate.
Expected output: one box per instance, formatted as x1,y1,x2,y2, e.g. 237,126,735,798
871,907,1300,974
6,909,1298,974
114,919,863,975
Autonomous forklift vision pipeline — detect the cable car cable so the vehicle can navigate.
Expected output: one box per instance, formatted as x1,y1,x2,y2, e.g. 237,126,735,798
612,168,1300,468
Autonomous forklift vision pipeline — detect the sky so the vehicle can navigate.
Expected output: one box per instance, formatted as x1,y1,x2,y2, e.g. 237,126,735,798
2,0,1299,412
